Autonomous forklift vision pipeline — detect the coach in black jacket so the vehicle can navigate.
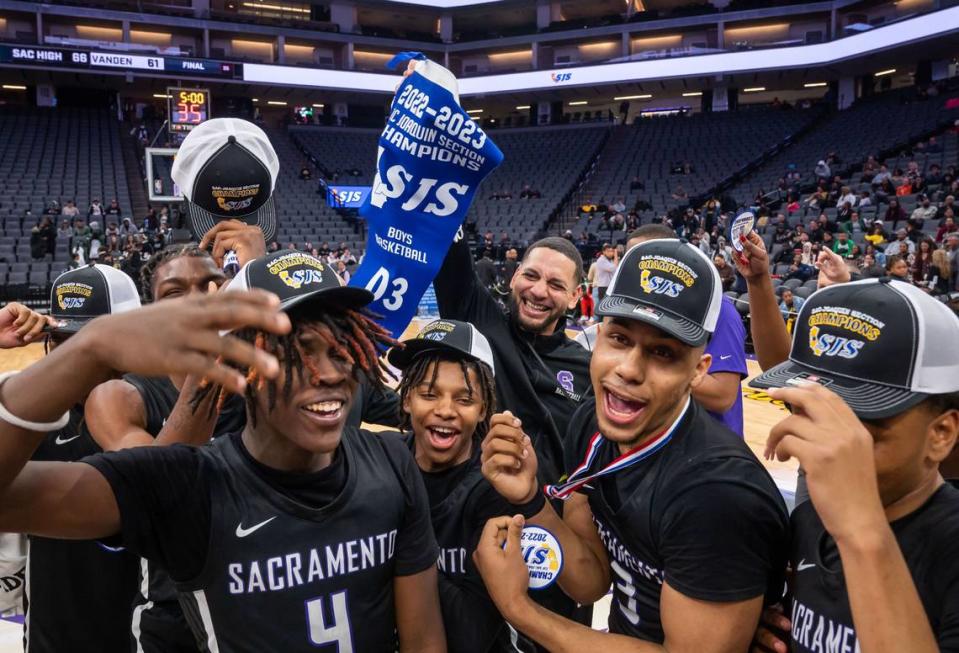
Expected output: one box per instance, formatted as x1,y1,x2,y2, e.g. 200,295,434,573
435,235,590,484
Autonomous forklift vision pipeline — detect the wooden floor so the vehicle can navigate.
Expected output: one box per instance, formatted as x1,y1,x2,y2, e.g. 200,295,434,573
0,328,796,647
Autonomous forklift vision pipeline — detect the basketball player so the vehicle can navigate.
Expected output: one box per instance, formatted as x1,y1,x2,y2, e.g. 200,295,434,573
0,252,445,652
578,225,748,435
749,279,959,653
22,265,142,652
388,319,540,653
475,239,789,651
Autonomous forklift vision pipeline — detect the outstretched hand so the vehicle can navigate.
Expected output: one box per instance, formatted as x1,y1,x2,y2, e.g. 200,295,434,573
734,232,772,282
0,303,56,349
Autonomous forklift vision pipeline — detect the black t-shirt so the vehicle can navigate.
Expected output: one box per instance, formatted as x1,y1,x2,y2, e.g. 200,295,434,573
565,398,790,643
83,428,438,652
396,432,538,653
789,481,959,652
26,407,140,653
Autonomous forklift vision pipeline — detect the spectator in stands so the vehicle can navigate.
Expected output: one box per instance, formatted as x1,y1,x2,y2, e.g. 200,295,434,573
593,243,617,301
885,255,910,281
807,220,824,244
105,199,121,219
118,217,136,240
911,195,938,224
814,159,831,179
500,248,519,285
803,186,828,212
62,201,78,218
714,254,735,291
883,198,907,225
339,246,357,267
937,195,955,220
919,249,951,295
578,198,596,216
519,184,541,200
866,222,888,247
475,249,497,291
841,211,864,237
836,201,854,223
936,214,957,243
821,230,835,251
875,177,896,204
858,190,873,209
153,178,163,196
912,239,935,284
872,164,892,188
625,211,639,232
88,199,104,219
832,230,854,258
926,163,944,187
299,165,312,181
925,135,943,153
671,184,688,201
779,288,804,320
861,156,879,183
885,228,916,258
57,218,73,240
860,252,885,278
335,260,351,284
610,197,626,214
786,251,816,282
838,186,857,208
945,233,959,290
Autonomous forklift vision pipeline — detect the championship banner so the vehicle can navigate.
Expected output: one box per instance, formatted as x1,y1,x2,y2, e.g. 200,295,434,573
350,52,503,337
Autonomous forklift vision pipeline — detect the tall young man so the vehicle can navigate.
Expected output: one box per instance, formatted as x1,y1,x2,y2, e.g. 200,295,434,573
750,279,959,653
22,265,143,652
475,239,790,651
0,252,446,652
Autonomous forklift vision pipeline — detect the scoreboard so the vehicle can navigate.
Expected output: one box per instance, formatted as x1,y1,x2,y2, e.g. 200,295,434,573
168,88,211,132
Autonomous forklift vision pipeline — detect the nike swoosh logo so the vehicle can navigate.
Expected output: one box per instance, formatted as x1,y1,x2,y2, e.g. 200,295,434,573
720,355,732,360
796,559,816,572
54,434,81,445
235,516,277,538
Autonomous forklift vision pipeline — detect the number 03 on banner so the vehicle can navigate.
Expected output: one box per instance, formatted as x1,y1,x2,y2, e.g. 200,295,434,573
365,267,409,311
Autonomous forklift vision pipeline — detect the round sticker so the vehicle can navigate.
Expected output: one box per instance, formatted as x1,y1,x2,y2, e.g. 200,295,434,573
730,212,756,252
519,525,564,590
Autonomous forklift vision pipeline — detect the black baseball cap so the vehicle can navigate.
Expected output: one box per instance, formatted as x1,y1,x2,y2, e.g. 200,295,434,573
388,319,495,376
596,239,721,346
751,278,959,419
171,118,278,243
47,264,141,335
226,250,371,314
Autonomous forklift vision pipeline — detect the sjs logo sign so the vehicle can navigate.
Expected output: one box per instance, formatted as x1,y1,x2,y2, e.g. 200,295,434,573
518,526,564,590
551,72,572,83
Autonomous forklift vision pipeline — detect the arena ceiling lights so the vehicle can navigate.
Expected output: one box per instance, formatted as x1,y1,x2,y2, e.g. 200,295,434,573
241,5,959,96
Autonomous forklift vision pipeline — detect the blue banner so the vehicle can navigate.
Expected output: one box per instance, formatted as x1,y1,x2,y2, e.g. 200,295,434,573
350,53,503,337
326,185,371,209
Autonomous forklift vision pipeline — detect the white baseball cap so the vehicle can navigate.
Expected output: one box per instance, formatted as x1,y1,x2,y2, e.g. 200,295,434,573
171,118,279,243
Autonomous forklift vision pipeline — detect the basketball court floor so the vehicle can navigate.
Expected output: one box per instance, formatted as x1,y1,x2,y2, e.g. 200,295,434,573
0,324,796,647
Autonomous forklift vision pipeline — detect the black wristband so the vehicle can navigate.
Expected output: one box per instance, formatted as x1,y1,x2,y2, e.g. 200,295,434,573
514,487,547,518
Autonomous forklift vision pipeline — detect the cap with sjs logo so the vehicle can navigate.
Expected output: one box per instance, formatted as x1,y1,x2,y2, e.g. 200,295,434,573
751,278,959,419
46,264,141,334
388,319,495,376
596,239,721,346
226,250,372,314
171,118,279,243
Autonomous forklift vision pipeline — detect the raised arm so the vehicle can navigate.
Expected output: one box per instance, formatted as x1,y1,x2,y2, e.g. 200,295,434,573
0,291,288,538
435,232,501,322
733,232,791,370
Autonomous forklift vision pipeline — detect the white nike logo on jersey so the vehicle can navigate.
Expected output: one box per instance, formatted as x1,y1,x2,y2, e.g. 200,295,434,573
54,434,81,445
720,355,732,360
235,517,277,538
796,559,816,572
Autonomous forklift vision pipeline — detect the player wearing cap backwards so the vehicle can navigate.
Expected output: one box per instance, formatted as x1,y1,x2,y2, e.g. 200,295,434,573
0,250,446,652
387,319,539,653
19,265,142,653
747,278,959,653
474,239,790,652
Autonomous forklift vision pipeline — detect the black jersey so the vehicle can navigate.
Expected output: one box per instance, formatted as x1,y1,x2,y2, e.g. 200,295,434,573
788,481,959,653
25,407,139,653
83,428,438,652
123,374,246,653
396,432,537,653
565,398,790,643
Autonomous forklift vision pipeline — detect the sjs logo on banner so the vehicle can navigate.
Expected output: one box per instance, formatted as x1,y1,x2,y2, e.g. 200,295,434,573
349,52,503,337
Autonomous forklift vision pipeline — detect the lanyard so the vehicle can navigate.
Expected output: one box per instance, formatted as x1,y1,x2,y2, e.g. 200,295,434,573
544,397,690,500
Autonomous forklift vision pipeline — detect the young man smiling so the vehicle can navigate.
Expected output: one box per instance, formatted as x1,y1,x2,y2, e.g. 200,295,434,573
0,252,446,652
750,278,959,653
475,239,789,652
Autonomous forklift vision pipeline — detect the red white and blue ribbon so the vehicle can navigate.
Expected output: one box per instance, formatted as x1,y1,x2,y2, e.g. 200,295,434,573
544,397,690,500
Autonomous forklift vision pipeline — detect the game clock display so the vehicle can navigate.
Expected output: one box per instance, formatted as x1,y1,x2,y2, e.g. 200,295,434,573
168,88,211,131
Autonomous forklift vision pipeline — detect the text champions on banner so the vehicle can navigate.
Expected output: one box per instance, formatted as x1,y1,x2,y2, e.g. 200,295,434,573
349,52,503,337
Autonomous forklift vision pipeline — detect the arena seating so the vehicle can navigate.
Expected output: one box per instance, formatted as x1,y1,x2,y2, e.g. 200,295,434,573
730,89,959,208
0,107,133,299
566,107,817,239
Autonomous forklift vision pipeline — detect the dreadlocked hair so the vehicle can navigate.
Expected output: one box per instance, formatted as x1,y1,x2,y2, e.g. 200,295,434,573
140,244,211,302
395,351,497,442
188,306,397,427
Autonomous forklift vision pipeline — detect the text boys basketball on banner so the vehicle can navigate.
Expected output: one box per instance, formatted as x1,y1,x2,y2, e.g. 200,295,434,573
350,52,503,337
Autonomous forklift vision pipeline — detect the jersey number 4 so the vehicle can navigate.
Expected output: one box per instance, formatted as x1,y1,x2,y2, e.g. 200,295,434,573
306,591,354,651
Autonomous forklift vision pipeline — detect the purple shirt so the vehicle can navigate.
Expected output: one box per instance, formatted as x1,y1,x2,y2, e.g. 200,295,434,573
704,297,748,436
